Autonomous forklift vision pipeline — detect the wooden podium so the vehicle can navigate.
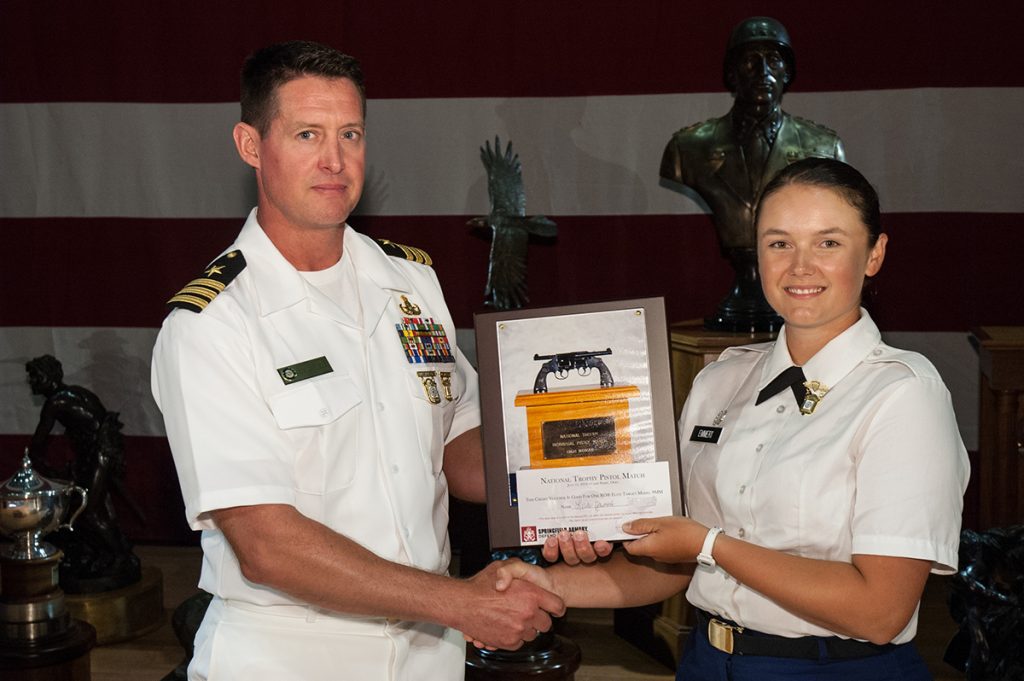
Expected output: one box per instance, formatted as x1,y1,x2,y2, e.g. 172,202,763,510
971,326,1024,529
613,320,774,668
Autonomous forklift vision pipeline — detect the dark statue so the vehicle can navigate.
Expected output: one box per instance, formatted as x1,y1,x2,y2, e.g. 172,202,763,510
468,136,557,310
660,16,845,332
945,525,1024,680
25,354,141,592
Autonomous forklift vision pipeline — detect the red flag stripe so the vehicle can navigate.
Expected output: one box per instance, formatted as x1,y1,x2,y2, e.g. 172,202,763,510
2,2,1022,102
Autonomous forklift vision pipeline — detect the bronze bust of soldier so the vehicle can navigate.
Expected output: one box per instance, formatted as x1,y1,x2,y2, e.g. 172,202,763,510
660,16,845,332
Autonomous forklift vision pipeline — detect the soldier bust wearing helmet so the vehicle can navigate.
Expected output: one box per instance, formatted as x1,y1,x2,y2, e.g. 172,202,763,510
661,16,844,332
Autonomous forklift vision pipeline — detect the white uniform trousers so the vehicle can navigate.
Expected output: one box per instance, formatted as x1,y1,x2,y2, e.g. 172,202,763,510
189,597,465,680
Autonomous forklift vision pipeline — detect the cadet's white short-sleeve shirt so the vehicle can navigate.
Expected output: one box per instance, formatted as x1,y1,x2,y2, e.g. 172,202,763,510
679,311,969,644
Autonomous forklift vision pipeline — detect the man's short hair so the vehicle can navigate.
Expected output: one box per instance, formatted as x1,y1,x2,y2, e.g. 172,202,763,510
240,40,365,136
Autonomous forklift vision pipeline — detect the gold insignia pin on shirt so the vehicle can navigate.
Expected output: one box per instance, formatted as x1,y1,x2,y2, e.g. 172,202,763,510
800,380,830,415
712,409,728,426
439,371,454,402
418,370,442,404
399,295,422,315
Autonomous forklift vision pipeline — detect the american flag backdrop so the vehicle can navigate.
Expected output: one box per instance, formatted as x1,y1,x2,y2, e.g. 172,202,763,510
1,1,1022,541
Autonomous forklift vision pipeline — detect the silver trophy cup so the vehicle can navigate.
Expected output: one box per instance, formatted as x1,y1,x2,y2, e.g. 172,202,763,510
0,450,87,561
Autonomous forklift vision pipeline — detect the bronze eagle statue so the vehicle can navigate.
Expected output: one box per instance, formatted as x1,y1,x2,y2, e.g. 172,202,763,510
468,136,557,310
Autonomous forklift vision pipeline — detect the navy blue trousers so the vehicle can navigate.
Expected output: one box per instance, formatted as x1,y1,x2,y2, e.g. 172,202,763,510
676,621,933,681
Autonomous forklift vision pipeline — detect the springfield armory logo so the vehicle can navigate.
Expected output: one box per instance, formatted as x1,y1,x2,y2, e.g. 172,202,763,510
537,526,590,538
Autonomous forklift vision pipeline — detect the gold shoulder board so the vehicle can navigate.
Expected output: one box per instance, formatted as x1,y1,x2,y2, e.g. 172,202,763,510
374,239,433,267
167,250,247,313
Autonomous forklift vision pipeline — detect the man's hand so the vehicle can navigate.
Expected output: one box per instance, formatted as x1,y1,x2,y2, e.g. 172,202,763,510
540,530,613,565
456,560,565,651
621,516,707,564
492,558,555,594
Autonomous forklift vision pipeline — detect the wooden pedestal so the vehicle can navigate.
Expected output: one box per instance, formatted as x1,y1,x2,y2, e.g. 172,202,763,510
614,320,773,668
971,326,1024,529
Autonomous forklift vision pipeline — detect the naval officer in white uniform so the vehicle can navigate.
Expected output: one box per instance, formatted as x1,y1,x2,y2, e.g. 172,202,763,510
151,40,563,681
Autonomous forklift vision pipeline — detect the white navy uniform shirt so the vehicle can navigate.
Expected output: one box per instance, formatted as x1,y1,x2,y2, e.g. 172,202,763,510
679,310,969,644
151,209,480,680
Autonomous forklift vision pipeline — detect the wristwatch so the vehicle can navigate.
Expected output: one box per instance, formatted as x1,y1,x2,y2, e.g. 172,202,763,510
696,526,724,568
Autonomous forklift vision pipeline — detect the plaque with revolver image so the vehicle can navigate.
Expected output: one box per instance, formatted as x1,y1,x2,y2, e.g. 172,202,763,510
474,298,682,548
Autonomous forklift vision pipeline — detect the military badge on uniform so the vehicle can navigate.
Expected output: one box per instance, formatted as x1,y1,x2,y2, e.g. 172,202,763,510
396,318,455,364
439,371,454,402
399,295,421,315
418,371,442,404
800,380,830,415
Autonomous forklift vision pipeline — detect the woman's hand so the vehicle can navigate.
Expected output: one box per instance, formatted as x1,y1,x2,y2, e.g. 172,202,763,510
540,530,614,565
621,516,708,564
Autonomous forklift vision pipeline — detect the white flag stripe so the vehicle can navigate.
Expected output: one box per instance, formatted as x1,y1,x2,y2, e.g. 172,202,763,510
0,326,161,438
3,87,1022,219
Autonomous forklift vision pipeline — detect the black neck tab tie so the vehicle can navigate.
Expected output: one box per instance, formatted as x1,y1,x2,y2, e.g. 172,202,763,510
755,366,806,407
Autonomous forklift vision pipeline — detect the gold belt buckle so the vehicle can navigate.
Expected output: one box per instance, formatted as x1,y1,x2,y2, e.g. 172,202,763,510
707,617,742,654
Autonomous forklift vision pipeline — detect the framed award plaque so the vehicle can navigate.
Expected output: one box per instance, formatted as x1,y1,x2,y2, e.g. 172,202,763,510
474,297,682,549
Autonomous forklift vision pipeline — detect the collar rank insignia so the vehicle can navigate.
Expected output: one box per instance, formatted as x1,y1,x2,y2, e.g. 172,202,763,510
375,239,433,267
800,380,830,415
167,250,246,313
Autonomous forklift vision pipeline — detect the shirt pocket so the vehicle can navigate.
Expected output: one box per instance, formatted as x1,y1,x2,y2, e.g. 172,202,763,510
405,368,457,476
269,375,362,429
268,375,363,492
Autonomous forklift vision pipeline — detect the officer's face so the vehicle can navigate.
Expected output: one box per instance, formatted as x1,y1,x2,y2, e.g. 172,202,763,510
244,75,366,234
757,183,887,343
731,45,788,109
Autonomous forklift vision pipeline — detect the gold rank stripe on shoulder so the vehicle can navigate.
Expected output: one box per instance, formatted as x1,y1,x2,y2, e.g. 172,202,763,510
167,250,247,313
375,239,433,267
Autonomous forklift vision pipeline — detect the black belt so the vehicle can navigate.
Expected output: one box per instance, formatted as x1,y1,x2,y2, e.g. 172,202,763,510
696,609,897,660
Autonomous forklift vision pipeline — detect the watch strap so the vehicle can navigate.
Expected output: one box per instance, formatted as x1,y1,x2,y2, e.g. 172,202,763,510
697,526,724,568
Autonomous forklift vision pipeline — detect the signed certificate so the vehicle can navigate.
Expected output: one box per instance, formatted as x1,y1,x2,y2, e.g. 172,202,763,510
475,298,682,548
515,462,675,544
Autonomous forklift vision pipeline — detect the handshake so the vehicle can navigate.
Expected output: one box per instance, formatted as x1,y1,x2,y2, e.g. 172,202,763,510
456,530,614,651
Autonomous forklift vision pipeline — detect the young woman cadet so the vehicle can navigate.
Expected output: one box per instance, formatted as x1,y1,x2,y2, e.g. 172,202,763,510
498,158,970,680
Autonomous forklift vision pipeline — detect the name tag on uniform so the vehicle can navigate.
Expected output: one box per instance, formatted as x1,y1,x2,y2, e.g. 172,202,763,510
277,356,333,385
690,425,722,444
